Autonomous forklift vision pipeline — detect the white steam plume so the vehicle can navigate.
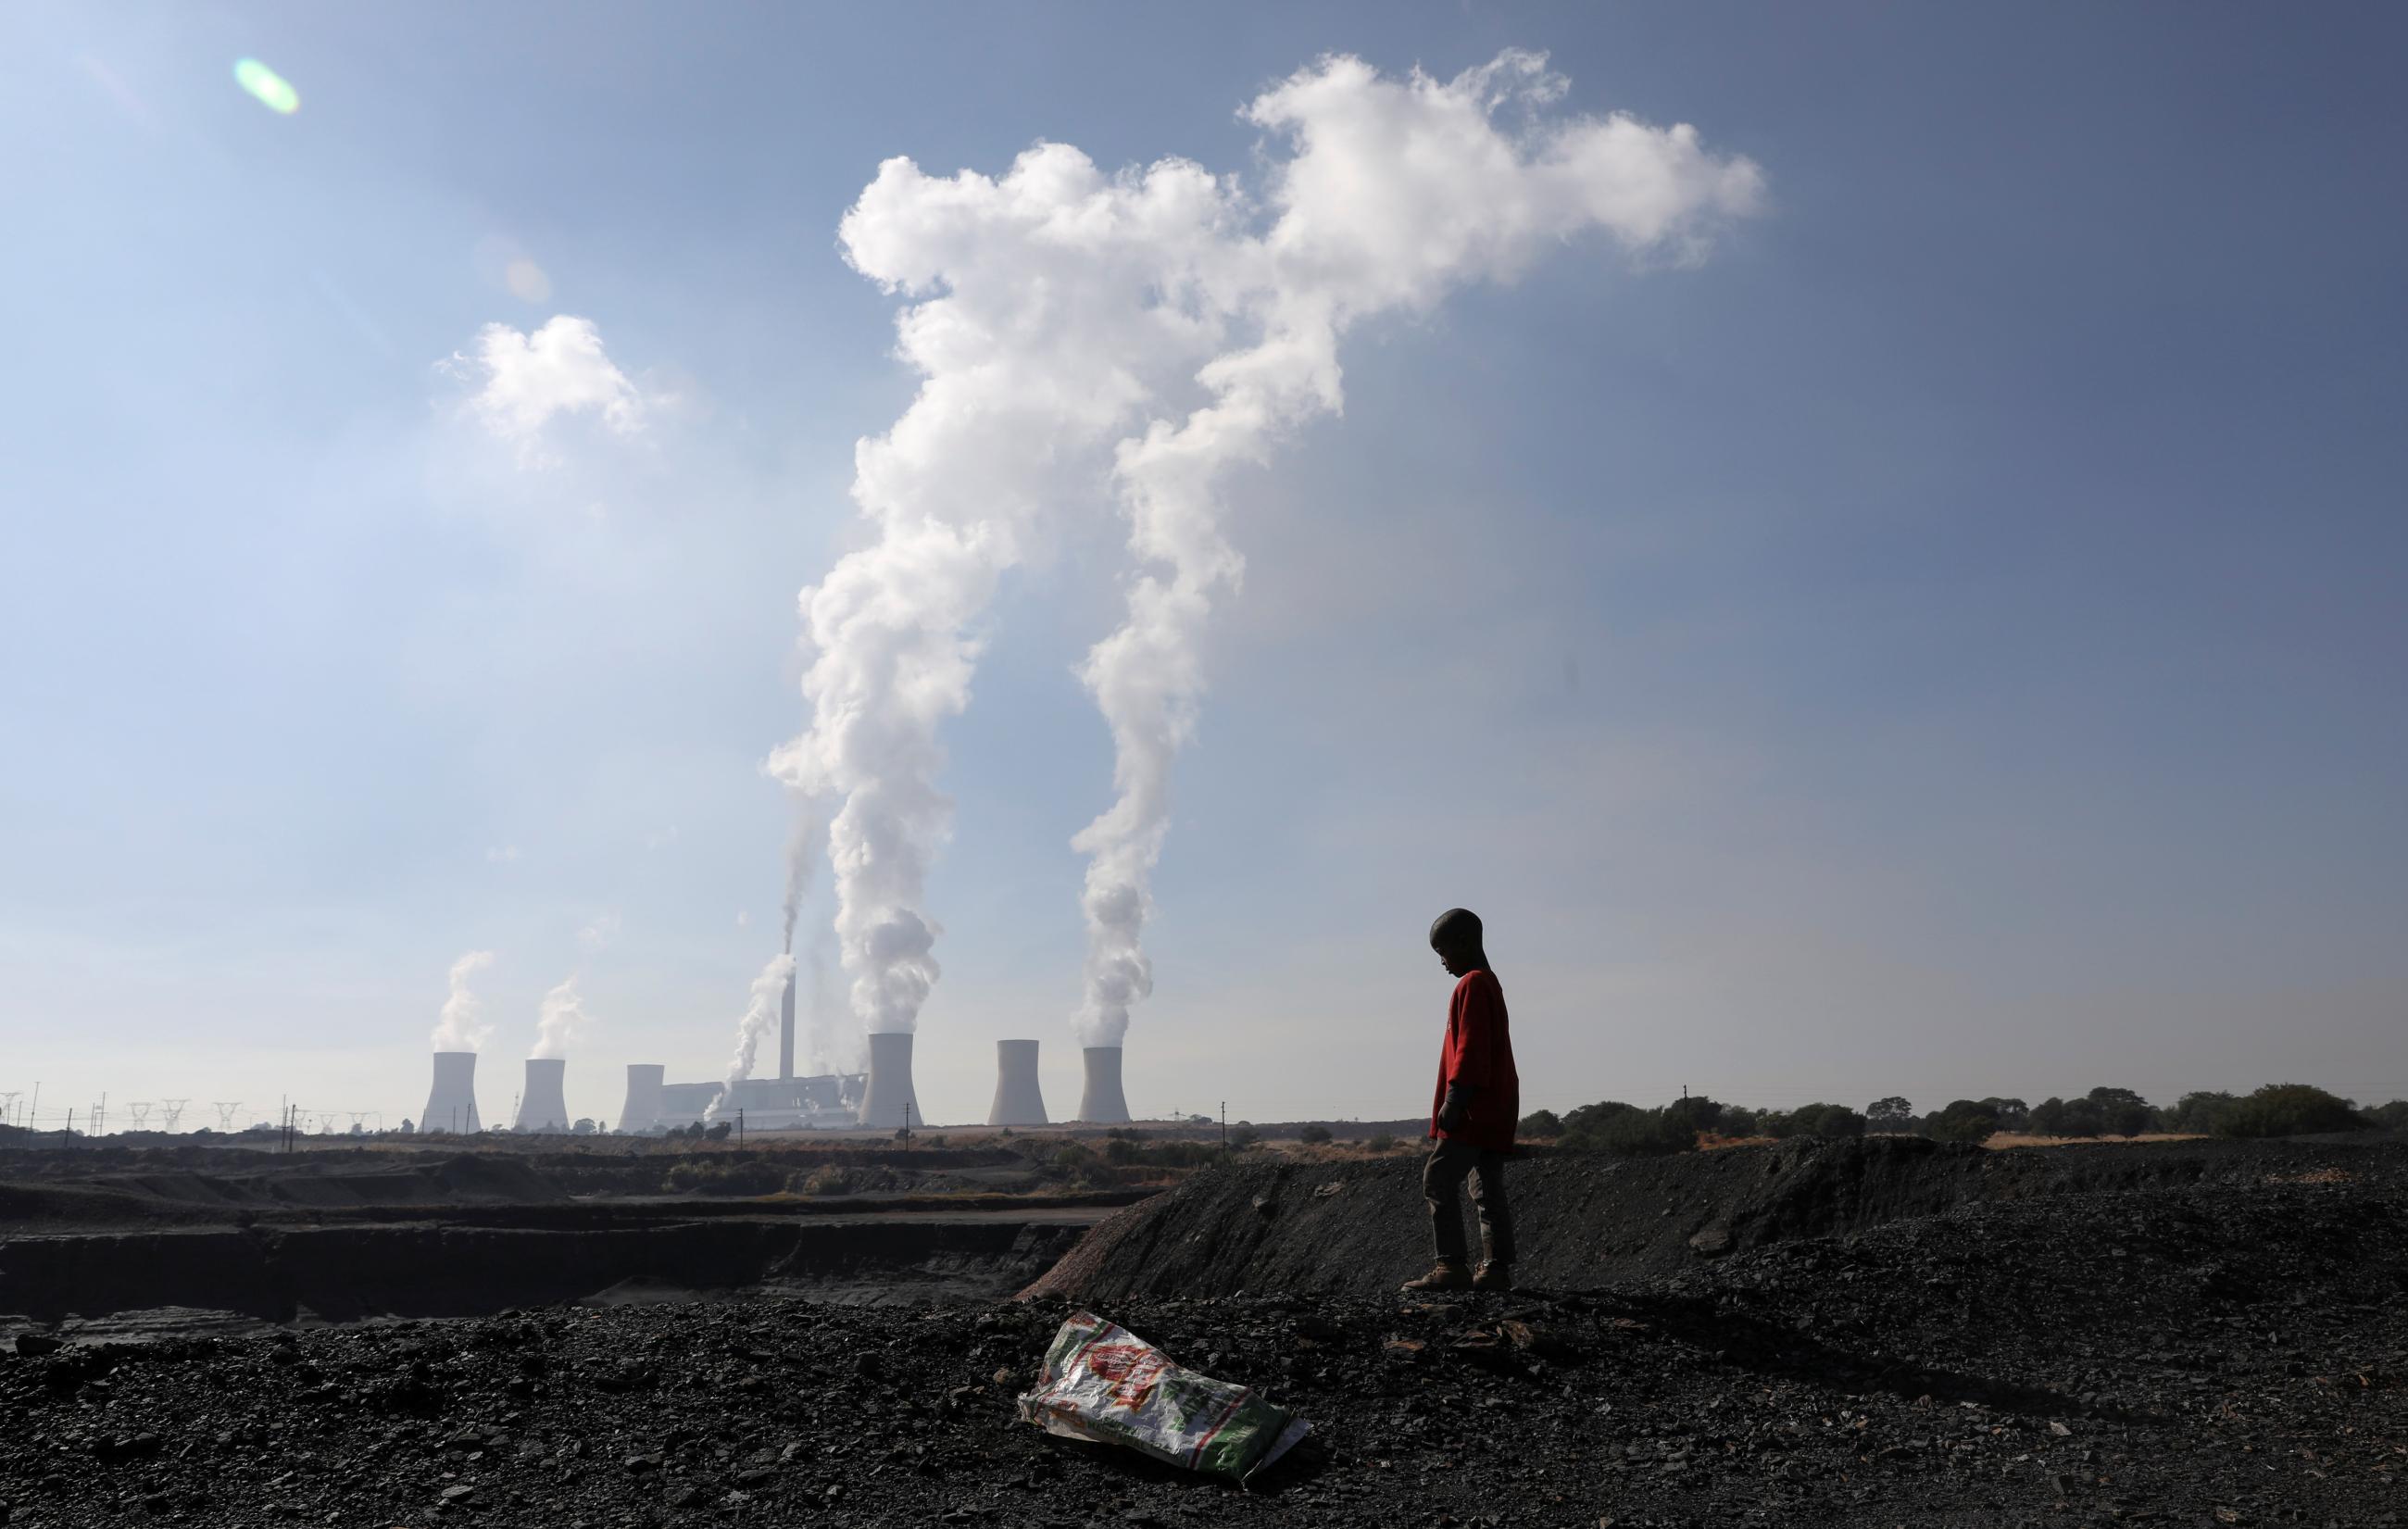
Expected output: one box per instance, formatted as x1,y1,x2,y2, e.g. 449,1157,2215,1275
1078,52,1763,1043
780,807,821,955
805,921,847,1078
430,950,496,1051
530,976,593,1060
767,134,1244,1035
779,49,1762,1049
706,954,796,1122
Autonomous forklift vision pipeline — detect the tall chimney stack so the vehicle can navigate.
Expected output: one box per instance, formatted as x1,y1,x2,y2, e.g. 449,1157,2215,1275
514,1058,570,1134
987,1039,1048,1127
779,968,797,1082
422,1051,482,1134
618,1064,664,1134
1077,1046,1131,1124
856,1032,920,1130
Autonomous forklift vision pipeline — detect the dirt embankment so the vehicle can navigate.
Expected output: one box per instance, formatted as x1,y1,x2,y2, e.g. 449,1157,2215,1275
0,1216,1090,1325
1024,1133,2408,1301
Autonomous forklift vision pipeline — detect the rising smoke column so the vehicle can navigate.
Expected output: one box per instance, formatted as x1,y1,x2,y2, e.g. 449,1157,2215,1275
430,950,496,1050
530,976,593,1059
706,954,797,1122
1071,52,1766,1044
767,143,1246,1039
776,49,1762,1051
779,807,822,956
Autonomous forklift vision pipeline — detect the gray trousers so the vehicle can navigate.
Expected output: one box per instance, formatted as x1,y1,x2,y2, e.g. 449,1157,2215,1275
1424,1138,1515,1267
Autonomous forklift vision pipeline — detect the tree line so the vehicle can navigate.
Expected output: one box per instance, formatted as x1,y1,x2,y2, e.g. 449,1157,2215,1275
1518,1083,2408,1158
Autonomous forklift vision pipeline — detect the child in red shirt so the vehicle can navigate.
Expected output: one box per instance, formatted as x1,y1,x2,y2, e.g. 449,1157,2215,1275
1403,908,1519,1293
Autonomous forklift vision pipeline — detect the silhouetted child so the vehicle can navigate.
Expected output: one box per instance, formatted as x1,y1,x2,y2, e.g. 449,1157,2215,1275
1402,907,1520,1293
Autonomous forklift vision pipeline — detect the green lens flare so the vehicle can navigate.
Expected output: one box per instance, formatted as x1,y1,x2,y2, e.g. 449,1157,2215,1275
233,58,299,115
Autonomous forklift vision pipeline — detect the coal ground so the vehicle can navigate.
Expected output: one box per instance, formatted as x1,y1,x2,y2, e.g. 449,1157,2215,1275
1,1135,2402,1527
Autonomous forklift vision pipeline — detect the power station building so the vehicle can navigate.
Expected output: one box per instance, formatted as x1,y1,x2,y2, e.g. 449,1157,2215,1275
424,971,1137,1134
640,970,867,1131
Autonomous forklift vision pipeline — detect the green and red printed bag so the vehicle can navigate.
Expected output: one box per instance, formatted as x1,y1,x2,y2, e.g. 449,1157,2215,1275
1016,1310,1312,1486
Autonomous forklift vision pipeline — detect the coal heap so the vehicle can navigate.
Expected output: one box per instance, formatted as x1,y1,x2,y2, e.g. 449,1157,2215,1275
0,1136,2401,1527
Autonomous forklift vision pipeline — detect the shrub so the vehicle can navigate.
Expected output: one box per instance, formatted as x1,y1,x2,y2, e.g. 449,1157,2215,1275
664,1158,786,1196
1925,1100,1998,1144
796,1164,856,1196
1298,1124,1333,1146
1229,1126,1261,1150
1977,1097,2031,1132
1719,1106,1759,1137
1517,1109,1562,1138
1560,1100,1696,1158
2214,1084,2366,1139
1865,1097,1915,1129
1662,1096,1724,1136
1753,1103,1864,1141
1820,1105,1868,1139
2366,1100,2408,1131
2162,1090,2238,1134
1364,1132,1399,1153
1560,1099,1640,1140
2085,1087,2157,1136
2026,1097,2091,1137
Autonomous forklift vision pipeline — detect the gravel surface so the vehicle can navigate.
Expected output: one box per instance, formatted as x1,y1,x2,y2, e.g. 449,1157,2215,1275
2,1156,2401,1528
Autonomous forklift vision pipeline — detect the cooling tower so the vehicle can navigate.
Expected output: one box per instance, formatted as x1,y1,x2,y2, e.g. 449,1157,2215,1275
619,1064,664,1134
779,968,796,1082
1078,1046,1132,1124
987,1039,1048,1127
514,1058,570,1134
856,1032,921,1130
422,1051,482,1134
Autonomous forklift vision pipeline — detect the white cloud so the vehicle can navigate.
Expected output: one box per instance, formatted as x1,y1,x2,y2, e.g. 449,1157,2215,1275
443,315,645,466
576,912,621,953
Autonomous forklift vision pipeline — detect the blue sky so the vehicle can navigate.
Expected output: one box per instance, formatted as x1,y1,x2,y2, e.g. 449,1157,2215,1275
3,3,2402,1132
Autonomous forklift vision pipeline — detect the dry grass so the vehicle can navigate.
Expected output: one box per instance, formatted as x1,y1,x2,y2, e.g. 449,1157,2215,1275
1984,1132,2206,1150
1699,1133,1779,1150
1261,1137,1423,1163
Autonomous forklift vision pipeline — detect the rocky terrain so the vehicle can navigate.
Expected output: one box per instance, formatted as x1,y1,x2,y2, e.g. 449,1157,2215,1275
1026,1133,2405,1300
0,1135,2399,1526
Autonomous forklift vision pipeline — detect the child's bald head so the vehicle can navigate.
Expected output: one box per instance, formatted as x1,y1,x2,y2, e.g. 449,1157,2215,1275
1429,907,1488,976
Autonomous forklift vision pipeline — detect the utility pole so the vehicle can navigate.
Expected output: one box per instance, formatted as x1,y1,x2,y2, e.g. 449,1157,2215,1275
901,1100,913,1152
737,1109,745,1147
1221,1100,1228,1157
65,1109,75,1148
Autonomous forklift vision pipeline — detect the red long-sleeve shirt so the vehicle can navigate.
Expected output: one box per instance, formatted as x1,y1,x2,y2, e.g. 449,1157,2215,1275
1428,969,1519,1152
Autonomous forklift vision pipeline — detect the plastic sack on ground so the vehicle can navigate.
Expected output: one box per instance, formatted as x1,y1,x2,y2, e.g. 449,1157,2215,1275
1016,1310,1312,1486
